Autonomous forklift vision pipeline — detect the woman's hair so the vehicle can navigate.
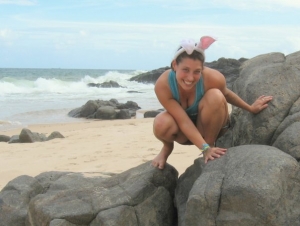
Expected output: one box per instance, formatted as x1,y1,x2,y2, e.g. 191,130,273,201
171,48,205,70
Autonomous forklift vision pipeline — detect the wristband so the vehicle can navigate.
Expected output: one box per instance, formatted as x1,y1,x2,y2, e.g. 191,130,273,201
199,143,210,153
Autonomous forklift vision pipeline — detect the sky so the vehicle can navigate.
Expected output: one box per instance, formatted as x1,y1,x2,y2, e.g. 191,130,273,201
0,0,300,70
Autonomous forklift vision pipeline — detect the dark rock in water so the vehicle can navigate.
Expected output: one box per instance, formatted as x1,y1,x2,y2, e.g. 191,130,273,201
129,66,170,84
99,80,124,88
0,162,178,226
0,135,10,142
127,90,144,93
87,80,125,88
19,128,47,143
175,145,300,226
87,82,100,87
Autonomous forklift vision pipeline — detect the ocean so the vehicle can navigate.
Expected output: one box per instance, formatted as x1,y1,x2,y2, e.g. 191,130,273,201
0,68,162,131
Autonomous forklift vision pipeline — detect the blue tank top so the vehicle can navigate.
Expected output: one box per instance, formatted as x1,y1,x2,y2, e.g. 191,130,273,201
168,70,205,120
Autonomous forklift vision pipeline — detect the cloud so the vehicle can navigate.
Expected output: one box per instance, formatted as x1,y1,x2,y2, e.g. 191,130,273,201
8,16,300,59
137,0,300,10
0,0,36,5
211,0,300,10
0,29,12,38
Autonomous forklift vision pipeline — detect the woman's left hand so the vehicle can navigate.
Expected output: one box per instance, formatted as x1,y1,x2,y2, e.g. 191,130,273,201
203,147,227,164
250,95,273,114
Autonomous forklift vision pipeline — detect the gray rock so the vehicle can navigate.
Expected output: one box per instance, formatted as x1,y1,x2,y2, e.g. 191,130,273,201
205,57,247,89
87,80,124,88
117,101,141,110
47,131,65,141
68,99,141,120
8,135,20,143
67,107,82,118
90,205,138,226
0,175,43,226
99,80,124,88
217,51,300,151
95,106,117,119
19,128,47,143
80,100,99,118
144,110,163,118
0,162,178,226
49,219,78,226
109,98,119,105
0,134,10,142
117,109,131,119
272,122,300,161
176,145,300,226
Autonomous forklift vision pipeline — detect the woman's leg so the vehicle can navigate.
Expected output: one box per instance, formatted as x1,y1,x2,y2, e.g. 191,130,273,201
152,111,188,169
197,88,229,147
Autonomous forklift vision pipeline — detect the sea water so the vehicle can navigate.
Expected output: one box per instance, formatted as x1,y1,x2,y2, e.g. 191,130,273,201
0,68,162,131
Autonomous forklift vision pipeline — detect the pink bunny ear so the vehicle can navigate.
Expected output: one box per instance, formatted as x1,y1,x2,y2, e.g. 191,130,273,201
198,36,216,50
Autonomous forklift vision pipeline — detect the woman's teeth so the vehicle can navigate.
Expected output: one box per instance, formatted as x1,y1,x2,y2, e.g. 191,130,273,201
184,80,192,85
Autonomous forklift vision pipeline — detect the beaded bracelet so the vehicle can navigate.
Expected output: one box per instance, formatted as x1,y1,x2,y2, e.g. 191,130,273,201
200,143,210,153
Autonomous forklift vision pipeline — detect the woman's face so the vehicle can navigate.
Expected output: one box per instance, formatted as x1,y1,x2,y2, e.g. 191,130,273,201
173,57,203,91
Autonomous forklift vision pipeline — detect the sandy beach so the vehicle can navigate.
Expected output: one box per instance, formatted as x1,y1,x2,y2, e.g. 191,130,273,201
0,118,203,190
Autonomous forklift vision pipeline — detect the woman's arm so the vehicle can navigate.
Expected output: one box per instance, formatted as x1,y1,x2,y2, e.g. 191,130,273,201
204,67,272,114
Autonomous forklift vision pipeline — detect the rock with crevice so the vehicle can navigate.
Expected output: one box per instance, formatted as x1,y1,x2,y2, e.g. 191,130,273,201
175,145,300,226
0,162,178,226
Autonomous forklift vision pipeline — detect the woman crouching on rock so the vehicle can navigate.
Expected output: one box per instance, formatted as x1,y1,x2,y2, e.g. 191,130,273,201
151,36,272,169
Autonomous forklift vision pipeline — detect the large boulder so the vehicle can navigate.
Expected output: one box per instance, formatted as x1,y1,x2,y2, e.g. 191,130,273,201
80,100,99,118
175,145,300,226
217,51,300,159
0,162,178,226
205,57,247,89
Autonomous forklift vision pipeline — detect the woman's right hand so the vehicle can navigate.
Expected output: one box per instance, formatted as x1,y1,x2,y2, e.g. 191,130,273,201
203,147,227,164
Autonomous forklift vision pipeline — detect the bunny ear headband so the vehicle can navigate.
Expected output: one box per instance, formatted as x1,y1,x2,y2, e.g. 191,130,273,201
172,36,216,61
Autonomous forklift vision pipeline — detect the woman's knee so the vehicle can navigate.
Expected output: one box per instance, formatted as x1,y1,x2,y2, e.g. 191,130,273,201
153,112,177,138
199,88,226,109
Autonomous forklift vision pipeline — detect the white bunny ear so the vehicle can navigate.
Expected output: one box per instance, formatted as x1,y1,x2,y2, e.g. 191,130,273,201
180,39,196,55
198,36,216,50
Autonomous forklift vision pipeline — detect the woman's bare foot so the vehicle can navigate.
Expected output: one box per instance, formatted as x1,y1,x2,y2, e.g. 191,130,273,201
152,152,168,169
151,143,173,169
